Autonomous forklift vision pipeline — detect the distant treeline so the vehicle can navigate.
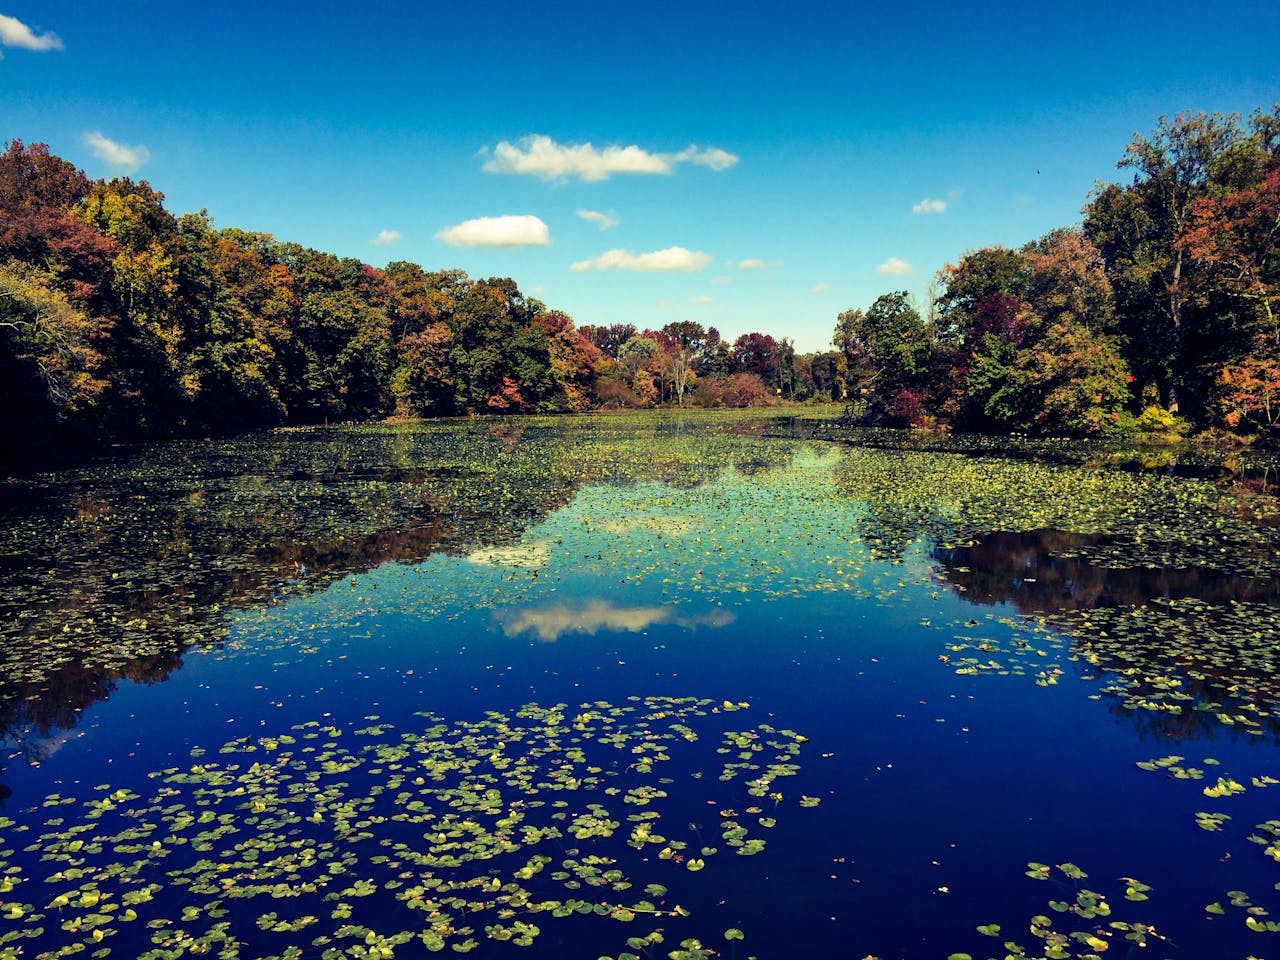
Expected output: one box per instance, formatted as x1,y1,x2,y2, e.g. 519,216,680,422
837,107,1279,438
1,106,1277,461
0,140,833,463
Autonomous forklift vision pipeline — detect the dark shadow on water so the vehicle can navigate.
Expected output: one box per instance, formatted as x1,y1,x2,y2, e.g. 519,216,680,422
935,528,1280,614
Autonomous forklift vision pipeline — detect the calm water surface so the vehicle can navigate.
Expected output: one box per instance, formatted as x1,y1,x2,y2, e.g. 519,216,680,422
2,413,1279,960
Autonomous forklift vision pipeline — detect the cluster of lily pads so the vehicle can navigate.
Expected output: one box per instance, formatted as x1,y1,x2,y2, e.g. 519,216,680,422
1130,751,1280,935
828,444,1280,580
0,696,816,960
966,861,1165,960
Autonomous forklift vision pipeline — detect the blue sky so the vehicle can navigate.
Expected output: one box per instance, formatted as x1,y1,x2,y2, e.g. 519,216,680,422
3,0,1277,351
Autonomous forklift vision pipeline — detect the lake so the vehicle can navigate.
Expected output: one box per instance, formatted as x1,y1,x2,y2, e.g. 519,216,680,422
2,411,1279,960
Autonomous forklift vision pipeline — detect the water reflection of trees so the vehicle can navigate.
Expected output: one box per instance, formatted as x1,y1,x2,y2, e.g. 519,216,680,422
0,415,796,794
935,529,1280,744
936,529,1280,613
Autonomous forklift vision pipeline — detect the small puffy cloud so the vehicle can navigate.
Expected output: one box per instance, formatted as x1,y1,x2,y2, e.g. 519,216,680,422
577,208,619,230
571,246,713,273
0,14,63,52
810,282,827,294
876,257,912,275
689,295,713,305
483,134,738,182
435,215,550,248
737,257,767,269
371,229,402,246
912,197,947,215
82,131,150,171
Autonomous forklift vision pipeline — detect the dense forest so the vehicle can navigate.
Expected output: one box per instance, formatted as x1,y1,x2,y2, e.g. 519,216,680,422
838,107,1280,438
1,106,1277,463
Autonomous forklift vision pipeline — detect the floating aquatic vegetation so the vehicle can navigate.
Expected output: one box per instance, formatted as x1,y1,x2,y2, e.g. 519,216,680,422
0,412,805,757
6,411,1279,775
0,696,814,959
962,863,1165,960
1053,598,1280,739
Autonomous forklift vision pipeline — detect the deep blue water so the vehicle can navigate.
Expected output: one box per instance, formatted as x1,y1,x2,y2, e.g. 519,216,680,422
2,417,1279,960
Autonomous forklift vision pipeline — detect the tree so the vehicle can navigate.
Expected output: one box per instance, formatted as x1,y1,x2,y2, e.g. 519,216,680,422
0,259,107,421
1178,163,1280,346
539,310,601,412
730,332,782,386
1085,111,1256,416
174,217,296,427
390,322,454,416
1215,357,1280,432
618,334,659,379
663,347,697,406
579,322,636,359
726,372,769,407
0,142,117,307
1022,229,1116,333
1015,320,1132,435
77,177,190,432
935,246,1030,342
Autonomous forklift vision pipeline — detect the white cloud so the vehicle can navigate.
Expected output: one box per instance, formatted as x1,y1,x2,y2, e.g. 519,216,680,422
689,295,713,305
371,229,402,246
577,208,619,230
912,197,947,215
571,246,714,273
483,134,738,182
675,146,739,171
810,282,827,294
435,215,550,248
0,14,63,52
737,257,767,269
876,257,912,275
710,276,733,286
82,131,150,171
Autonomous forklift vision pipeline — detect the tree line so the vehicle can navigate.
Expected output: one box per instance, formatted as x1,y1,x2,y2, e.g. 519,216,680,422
2,105,1277,463
836,106,1279,438
0,140,833,465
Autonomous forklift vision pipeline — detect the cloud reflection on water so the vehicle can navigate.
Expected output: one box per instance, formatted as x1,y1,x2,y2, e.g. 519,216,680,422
498,600,734,642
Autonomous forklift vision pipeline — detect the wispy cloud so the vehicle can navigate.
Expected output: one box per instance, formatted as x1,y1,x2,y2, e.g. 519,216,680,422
82,131,150,171
0,14,63,53
810,282,827,294
679,146,738,171
572,246,713,273
912,198,947,215
371,229,402,246
689,295,714,305
483,134,738,182
710,276,733,286
577,208,619,230
876,257,912,275
737,257,767,269
435,215,550,248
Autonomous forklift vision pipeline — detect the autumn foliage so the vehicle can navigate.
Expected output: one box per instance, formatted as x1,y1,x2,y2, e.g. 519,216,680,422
835,105,1279,438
